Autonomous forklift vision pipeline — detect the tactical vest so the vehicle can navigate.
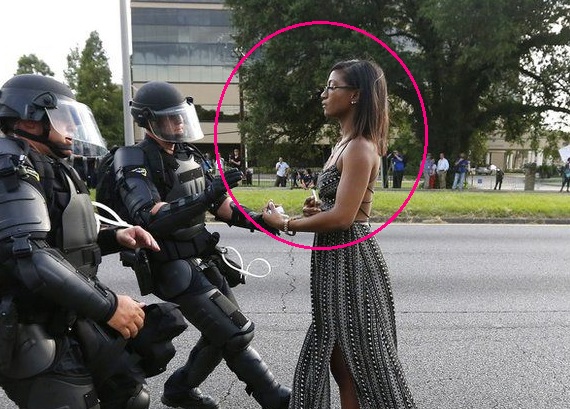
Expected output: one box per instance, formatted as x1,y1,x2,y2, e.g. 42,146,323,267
145,140,217,261
28,152,101,277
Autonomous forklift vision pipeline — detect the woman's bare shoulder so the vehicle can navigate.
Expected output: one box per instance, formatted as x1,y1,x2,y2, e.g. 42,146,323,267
345,137,378,160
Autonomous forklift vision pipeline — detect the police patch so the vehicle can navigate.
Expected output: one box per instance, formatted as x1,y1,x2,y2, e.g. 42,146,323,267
22,165,40,182
130,167,148,177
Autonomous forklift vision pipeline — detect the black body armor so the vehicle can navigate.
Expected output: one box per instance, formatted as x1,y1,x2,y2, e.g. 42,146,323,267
0,137,116,322
113,135,290,409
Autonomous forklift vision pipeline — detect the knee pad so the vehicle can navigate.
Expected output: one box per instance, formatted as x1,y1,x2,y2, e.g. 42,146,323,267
26,375,99,409
174,288,254,351
3,324,56,379
154,259,195,299
126,384,150,409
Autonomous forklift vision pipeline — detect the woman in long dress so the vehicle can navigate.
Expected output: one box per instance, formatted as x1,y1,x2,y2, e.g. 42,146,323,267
263,59,416,409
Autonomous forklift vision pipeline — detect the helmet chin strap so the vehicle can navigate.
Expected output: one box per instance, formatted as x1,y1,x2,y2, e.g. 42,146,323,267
14,126,70,159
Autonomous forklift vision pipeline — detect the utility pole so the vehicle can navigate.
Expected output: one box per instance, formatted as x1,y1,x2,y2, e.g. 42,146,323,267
120,0,134,145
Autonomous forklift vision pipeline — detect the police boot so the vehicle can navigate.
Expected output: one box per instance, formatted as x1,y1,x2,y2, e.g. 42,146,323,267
224,346,291,409
162,338,222,409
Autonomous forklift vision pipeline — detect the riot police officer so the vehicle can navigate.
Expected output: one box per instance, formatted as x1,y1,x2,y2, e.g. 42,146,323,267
0,74,162,409
110,81,290,409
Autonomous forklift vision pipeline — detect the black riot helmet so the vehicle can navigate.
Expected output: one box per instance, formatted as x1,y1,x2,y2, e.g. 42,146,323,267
0,74,107,157
130,81,204,143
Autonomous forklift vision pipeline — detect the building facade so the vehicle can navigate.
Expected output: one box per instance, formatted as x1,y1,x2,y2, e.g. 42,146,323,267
130,0,241,163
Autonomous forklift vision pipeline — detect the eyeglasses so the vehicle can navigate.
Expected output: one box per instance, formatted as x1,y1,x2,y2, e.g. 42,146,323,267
322,85,356,93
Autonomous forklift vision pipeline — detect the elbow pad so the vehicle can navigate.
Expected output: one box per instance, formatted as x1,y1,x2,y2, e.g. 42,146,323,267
113,146,159,227
17,245,116,322
146,193,209,237
120,176,157,227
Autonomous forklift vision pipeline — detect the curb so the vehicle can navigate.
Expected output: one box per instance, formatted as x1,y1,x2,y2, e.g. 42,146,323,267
207,215,570,225
372,217,570,225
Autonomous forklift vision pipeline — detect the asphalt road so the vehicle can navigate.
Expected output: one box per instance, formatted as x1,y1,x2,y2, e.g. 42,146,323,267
2,223,570,409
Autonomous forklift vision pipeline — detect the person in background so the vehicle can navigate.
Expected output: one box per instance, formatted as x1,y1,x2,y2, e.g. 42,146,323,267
290,168,301,189
274,157,290,187
390,150,405,188
228,148,243,185
228,148,242,171
560,157,570,192
201,152,213,174
423,153,435,189
452,152,469,191
263,59,416,409
436,152,449,189
300,168,315,190
429,160,437,188
245,167,253,185
214,155,224,175
494,168,505,190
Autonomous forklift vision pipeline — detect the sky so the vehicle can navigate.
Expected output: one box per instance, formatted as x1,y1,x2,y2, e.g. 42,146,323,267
1,0,126,86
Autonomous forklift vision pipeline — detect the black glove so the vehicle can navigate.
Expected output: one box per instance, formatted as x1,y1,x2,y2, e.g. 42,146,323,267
204,168,243,203
248,211,280,236
228,201,280,235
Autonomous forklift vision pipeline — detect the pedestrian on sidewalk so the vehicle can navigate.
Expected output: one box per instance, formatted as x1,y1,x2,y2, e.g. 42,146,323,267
436,152,449,189
274,157,290,187
452,153,469,191
494,168,504,190
422,153,435,189
560,158,570,192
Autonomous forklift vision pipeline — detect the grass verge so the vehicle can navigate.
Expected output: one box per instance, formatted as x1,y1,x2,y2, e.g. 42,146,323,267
231,188,570,222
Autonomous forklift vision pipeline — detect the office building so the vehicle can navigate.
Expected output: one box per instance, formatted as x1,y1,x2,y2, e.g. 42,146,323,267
130,0,241,161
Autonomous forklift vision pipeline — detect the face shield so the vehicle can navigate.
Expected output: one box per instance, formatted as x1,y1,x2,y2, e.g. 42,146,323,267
146,101,204,143
45,99,108,157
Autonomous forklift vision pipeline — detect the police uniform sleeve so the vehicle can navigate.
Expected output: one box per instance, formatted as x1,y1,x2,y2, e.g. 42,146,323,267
0,150,117,323
114,146,243,237
97,226,123,256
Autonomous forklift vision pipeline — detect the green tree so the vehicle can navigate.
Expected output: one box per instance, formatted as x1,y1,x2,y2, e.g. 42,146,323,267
64,47,81,91
65,31,124,148
225,0,570,166
16,54,54,76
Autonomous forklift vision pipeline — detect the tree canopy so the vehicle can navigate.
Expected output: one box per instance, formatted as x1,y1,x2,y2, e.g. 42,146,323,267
225,0,570,167
13,32,123,149
64,31,124,148
16,54,54,76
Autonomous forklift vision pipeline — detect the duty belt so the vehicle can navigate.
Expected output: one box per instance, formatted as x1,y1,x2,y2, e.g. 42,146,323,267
150,225,218,262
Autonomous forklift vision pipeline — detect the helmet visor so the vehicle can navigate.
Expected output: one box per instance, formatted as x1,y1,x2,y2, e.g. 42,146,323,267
147,102,204,143
46,99,108,157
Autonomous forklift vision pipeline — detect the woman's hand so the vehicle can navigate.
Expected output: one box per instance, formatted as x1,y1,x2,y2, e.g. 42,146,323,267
302,196,322,218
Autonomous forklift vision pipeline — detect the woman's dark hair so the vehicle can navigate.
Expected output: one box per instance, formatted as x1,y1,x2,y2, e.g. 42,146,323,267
330,59,389,155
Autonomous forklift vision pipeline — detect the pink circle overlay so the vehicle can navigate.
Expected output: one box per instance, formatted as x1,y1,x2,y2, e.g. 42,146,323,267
214,20,428,251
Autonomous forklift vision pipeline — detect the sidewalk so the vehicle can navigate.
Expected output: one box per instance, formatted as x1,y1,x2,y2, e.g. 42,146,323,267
378,173,570,225
466,173,564,192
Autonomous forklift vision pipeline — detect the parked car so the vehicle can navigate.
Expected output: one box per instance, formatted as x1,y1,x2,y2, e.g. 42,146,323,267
475,166,492,175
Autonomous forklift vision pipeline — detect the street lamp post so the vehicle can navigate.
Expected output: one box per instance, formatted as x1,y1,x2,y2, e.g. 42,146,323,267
239,77,247,168
120,0,134,146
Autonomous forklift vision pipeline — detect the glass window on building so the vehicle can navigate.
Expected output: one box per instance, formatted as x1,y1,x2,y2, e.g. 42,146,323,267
131,7,235,84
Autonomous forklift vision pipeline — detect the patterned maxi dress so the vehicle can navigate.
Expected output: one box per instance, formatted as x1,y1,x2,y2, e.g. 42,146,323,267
289,165,416,409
